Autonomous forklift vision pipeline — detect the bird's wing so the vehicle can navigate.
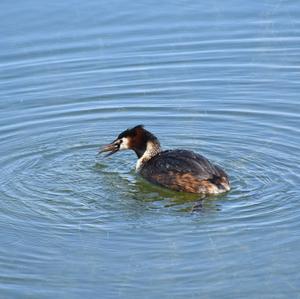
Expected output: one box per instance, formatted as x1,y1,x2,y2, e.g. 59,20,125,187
140,150,225,188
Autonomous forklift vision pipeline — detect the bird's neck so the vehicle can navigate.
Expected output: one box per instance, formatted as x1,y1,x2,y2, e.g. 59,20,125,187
135,139,161,172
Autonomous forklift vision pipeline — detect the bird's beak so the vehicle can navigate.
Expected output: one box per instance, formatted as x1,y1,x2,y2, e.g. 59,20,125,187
98,140,120,157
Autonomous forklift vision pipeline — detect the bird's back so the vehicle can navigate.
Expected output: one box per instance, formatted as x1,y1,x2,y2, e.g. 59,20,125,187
139,149,230,194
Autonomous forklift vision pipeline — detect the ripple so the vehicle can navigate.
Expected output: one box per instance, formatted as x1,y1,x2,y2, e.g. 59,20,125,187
1,1,300,297
1,102,299,222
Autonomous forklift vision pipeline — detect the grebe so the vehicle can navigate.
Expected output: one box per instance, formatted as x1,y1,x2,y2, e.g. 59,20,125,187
99,125,230,195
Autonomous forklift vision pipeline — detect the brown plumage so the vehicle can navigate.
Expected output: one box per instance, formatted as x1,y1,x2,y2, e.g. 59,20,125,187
99,125,230,195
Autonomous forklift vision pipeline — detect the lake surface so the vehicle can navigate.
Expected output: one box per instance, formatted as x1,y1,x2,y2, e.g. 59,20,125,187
1,0,300,298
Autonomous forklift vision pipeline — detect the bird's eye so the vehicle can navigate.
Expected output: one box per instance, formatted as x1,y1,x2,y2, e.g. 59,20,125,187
115,139,122,148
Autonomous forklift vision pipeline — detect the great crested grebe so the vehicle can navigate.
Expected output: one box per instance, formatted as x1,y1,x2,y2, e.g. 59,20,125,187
99,125,230,195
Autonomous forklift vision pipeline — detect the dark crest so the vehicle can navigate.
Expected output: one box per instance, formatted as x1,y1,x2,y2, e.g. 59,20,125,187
117,125,144,139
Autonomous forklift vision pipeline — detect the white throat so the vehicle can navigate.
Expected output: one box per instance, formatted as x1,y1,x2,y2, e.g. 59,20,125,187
135,140,161,172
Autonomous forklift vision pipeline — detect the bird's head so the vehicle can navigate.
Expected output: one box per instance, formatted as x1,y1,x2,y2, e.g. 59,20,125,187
99,125,158,158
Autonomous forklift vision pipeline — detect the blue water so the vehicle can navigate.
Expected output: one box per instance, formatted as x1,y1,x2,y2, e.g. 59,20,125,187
1,1,300,298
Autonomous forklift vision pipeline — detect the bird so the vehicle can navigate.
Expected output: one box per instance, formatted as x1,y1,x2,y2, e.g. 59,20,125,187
99,125,230,195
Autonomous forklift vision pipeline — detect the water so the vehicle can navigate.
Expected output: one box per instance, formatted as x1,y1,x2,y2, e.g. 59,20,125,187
1,0,300,298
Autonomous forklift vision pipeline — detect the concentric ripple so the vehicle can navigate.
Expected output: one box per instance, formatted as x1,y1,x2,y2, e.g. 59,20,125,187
0,102,299,228
1,0,300,298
